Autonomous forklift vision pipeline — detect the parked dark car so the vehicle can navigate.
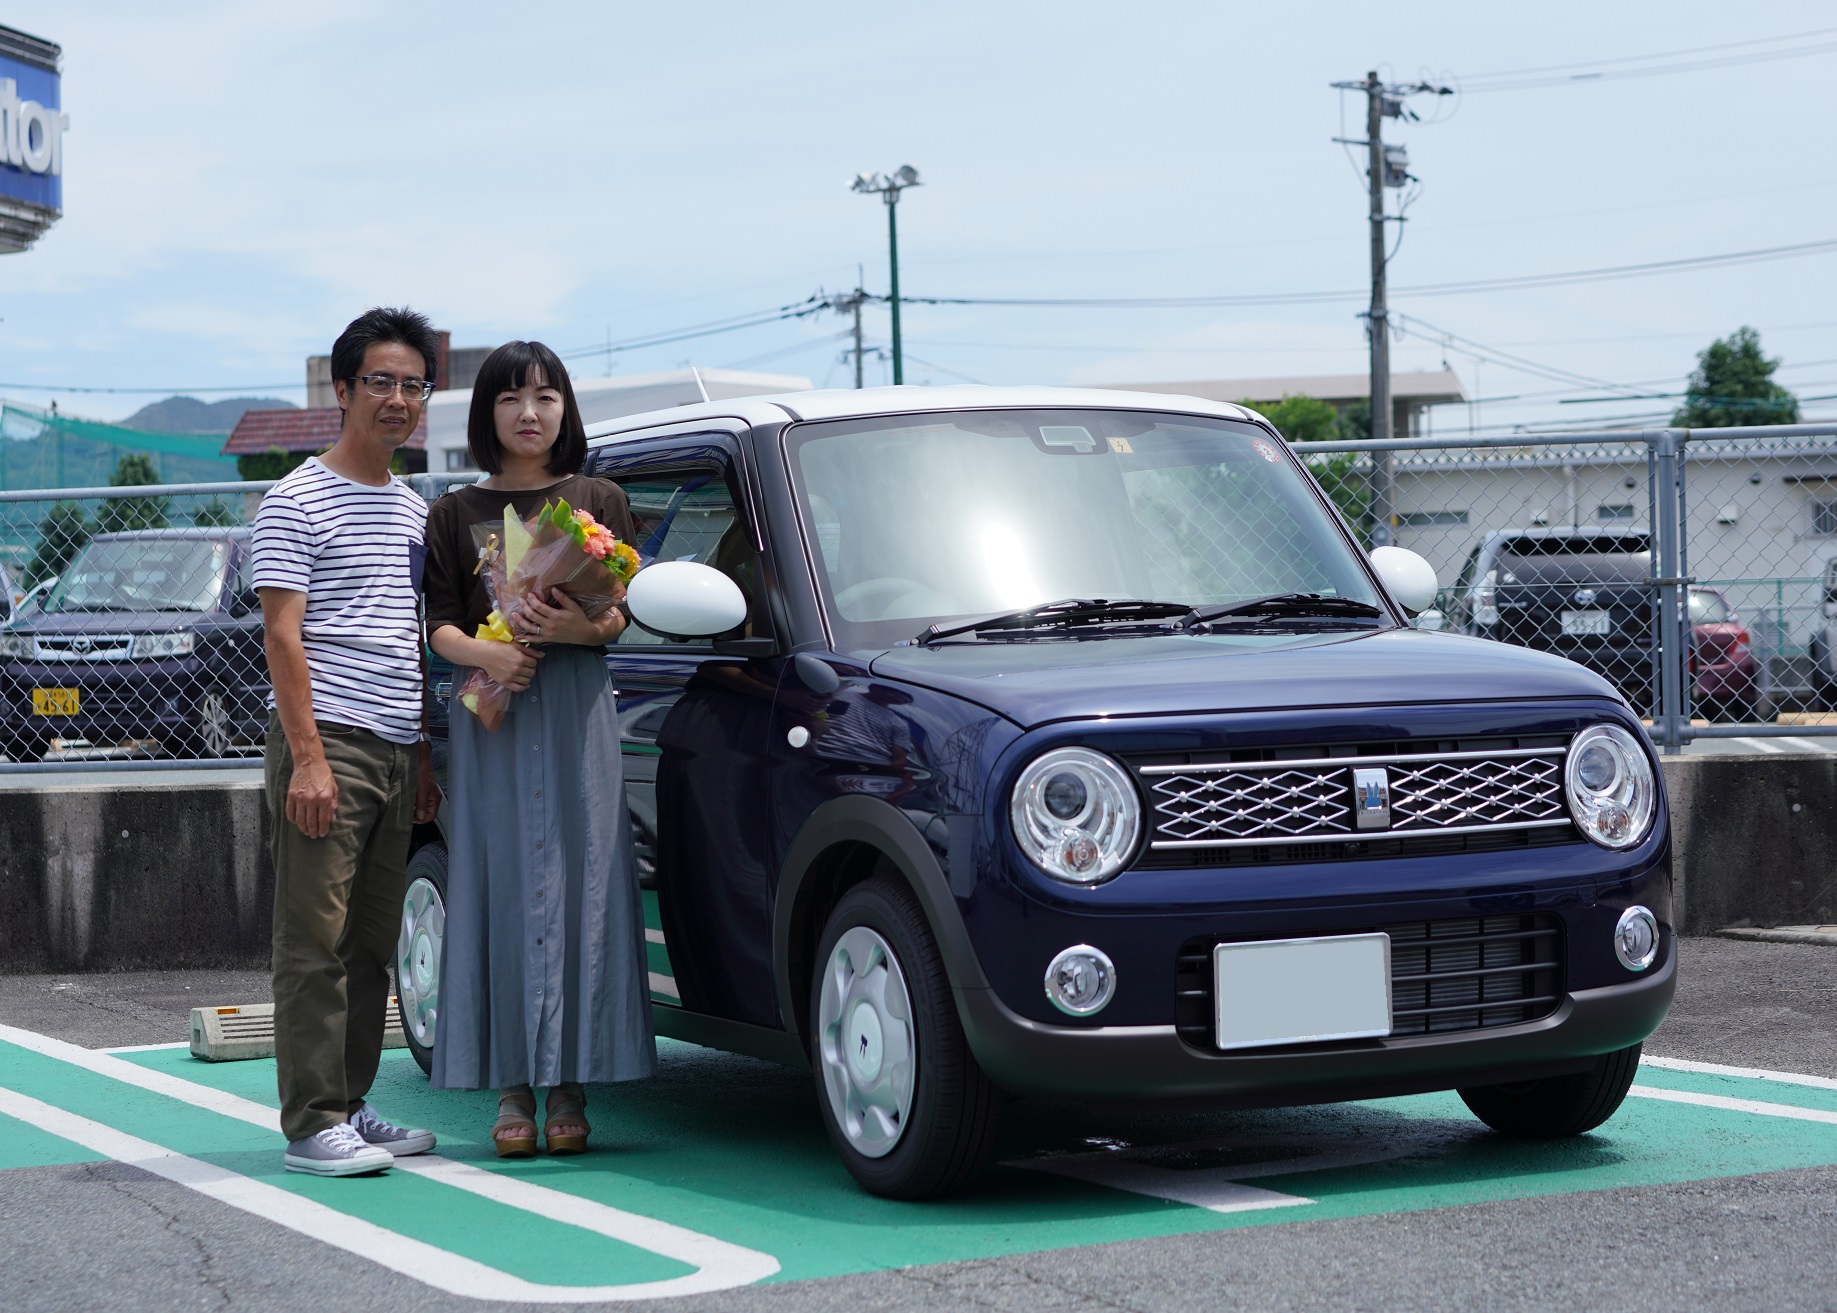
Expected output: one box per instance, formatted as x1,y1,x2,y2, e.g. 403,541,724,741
398,388,1674,1200
0,528,267,761
1449,530,1656,709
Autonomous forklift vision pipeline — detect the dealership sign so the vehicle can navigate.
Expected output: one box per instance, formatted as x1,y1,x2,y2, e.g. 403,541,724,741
0,23,65,253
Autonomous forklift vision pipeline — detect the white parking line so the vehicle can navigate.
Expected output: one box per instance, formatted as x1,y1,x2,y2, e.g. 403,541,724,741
645,929,666,945
648,972,680,999
1779,737,1836,753
1642,1055,1837,1092
1726,736,1787,753
97,1041,192,1054
1627,1085,1837,1125
0,1023,778,1301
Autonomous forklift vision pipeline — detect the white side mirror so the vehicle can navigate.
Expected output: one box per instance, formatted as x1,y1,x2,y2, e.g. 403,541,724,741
1370,545,1439,616
626,561,748,639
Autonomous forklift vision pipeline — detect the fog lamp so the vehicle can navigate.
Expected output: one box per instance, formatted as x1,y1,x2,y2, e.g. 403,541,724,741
1614,905,1659,972
1044,945,1116,1016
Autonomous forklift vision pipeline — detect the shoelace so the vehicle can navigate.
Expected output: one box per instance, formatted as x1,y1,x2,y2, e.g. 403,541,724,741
351,1106,393,1136
322,1122,371,1152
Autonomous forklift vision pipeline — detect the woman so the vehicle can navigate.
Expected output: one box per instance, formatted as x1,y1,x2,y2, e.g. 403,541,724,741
422,340,654,1155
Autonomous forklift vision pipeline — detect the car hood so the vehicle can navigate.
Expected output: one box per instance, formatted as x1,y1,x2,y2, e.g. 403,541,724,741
866,626,1624,728
10,611,210,633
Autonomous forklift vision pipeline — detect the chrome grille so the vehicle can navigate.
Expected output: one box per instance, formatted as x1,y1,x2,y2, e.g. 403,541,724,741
1141,746,1570,849
31,635,133,661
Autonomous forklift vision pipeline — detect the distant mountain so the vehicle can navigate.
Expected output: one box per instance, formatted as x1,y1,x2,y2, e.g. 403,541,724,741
123,395,298,434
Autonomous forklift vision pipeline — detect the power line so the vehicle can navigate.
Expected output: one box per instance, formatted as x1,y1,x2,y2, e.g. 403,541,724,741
1457,26,1837,92
891,237,1837,310
0,381,301,395
552,294,832,360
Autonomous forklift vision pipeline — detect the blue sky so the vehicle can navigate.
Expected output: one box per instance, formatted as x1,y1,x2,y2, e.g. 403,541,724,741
2,1,1836,432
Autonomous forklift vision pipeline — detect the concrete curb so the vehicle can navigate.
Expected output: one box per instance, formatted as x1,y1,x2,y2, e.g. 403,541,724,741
1716,927,1837,946
0,751,1829,972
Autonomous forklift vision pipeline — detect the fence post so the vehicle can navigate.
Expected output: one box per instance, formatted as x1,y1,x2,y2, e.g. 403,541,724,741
1651,429,1689,753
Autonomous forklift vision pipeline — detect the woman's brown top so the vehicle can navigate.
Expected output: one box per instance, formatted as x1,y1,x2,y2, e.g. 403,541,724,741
423,474,638,641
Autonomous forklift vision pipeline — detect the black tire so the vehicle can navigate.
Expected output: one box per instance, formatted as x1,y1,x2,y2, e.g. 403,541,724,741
2,734,49,764
396,841,448,1078
176,687,234,759
809,876,1002,1199
1459,1042,1642,1137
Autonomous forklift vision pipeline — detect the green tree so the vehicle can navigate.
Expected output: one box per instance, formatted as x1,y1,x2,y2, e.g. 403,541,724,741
1674,326,1800,427
24,501,91,585
237,447,311,481
96,452,170,533
1246,394,1374,545
191,498,238,527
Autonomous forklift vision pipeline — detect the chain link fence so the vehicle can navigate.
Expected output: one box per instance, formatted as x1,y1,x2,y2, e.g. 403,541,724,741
1306,422,1837,750
1,433,1831,769
0,475,477,768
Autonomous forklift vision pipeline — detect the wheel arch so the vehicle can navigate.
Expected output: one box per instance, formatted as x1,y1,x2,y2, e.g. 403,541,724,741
773,795,988,1056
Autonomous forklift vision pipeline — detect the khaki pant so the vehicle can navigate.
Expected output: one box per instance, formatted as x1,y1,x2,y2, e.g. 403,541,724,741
265,713,418,1143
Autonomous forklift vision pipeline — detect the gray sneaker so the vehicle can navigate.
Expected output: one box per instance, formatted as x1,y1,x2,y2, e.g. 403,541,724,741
283,1122,395,1176
349,1101,436,1156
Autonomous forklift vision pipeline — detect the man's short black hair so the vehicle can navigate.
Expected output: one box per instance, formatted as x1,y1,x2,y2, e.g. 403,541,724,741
329,306,442,393
465,341,587,477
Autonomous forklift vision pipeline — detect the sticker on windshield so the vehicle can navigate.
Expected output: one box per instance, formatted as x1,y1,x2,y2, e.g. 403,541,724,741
1252,437,1283,463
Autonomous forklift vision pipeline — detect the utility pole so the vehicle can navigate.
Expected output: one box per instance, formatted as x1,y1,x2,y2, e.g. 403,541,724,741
1331,72,1448,546
831,284,868,388
850,165,922,385
1364,70,1393,545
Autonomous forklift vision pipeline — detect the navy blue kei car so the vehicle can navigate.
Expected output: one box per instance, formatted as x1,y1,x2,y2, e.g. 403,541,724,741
396,386,1673,1199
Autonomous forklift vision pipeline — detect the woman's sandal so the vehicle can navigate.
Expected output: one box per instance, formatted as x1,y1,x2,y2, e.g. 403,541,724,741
544,1082,591,1156
493,1086,539,1159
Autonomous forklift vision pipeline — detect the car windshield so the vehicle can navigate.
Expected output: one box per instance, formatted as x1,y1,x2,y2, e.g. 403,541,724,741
786,409,1383,648
44,538,229,614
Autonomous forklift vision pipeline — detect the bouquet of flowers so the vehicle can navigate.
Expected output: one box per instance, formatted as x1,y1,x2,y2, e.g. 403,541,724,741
457,498,642,731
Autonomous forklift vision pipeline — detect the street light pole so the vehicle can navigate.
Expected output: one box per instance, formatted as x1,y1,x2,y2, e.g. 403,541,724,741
851,165,922,386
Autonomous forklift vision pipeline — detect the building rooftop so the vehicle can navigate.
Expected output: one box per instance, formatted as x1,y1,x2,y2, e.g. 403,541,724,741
1102,370,1467,407
220,407,427,456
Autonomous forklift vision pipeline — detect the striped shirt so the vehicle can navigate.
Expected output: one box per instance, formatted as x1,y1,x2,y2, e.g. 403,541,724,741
251,458,429,744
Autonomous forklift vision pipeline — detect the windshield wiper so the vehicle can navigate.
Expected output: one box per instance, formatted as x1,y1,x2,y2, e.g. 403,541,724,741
1176,592,1384,630
913,598,1190,645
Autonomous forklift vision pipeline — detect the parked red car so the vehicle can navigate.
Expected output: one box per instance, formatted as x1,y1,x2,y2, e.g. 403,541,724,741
1689,586,1759,722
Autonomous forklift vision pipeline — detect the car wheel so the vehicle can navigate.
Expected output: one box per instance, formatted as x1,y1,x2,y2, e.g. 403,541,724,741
2,737,48,764
1459,1042,1641,1137
179,688,234,758
396,841,447,1078
810,876,1002,1199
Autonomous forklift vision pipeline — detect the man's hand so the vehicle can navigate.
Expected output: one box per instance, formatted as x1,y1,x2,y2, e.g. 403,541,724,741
413,743,441,823
286,754,339,839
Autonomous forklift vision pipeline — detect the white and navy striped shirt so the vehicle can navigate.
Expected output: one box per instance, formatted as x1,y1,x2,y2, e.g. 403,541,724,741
251,458,429,745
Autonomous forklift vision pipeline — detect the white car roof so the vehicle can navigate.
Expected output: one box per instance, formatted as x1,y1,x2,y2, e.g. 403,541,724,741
584,384,1260,443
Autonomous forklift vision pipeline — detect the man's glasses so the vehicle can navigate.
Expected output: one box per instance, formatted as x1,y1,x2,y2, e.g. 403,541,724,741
351,374,435,401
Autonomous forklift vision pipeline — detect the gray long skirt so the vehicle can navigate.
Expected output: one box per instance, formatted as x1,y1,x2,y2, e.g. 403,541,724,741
430,645,656,1091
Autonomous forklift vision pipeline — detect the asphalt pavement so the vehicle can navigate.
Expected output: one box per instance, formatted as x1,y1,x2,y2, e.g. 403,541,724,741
1,936,1835,1313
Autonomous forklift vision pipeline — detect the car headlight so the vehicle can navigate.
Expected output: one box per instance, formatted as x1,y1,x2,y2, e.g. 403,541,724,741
1565,724,1656,850
133,632,195,658
0,633,34,658
1010,747,1142,883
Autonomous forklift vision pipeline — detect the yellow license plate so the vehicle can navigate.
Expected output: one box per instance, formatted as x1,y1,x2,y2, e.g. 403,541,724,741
31,687,79,716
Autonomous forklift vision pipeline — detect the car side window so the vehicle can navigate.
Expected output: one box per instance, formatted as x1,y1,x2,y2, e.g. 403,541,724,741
615,469,772,647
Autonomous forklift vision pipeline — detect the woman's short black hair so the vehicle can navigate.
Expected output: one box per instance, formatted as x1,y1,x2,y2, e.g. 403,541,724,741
465,341,587,476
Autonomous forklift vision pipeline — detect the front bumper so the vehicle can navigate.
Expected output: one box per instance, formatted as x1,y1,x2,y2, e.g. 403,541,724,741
959,946,1675,1103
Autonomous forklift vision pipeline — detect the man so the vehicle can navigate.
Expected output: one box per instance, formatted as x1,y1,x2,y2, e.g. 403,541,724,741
253,307,444,1175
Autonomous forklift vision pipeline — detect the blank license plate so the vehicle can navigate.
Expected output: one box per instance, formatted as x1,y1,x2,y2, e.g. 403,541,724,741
1214,933,1392,1051
1561,609,1611,636
31,687,79,716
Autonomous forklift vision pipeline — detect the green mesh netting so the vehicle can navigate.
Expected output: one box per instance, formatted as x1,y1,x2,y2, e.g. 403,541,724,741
0,403,239,489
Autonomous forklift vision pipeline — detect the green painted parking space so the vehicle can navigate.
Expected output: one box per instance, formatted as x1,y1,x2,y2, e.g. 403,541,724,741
4,1024,1837,1299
